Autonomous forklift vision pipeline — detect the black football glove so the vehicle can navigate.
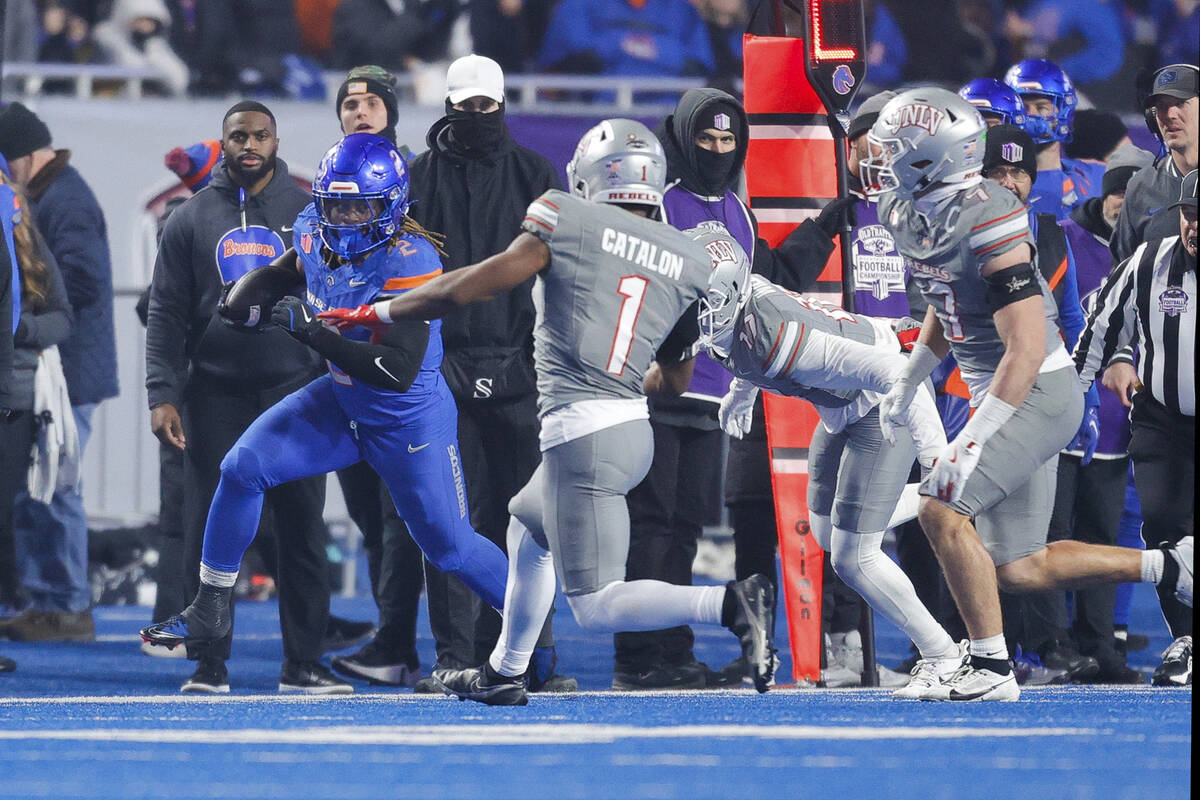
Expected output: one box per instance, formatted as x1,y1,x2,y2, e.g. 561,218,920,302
270,295,324,344
814,196,858,240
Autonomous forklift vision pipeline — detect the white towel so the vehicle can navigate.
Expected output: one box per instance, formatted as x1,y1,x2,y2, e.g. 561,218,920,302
27,345,80,504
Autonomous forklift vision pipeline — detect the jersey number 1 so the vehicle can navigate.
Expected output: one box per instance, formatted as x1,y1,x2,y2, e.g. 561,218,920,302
606,275,649,375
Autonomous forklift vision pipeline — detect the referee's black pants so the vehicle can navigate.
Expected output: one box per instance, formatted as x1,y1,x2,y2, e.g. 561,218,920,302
423,393,547,669
181,375,330,664
1129,394,1194,639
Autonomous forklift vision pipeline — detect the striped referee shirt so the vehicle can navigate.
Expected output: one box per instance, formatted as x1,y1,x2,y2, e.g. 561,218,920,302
1074,236,1196,416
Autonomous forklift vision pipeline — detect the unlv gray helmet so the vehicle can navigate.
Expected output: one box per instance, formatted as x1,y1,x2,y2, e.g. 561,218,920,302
690,225,752,358
860,87,986,200
567,119,667,209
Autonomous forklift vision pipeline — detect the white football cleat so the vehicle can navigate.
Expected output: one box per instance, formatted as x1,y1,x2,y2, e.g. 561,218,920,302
922,659,1020,702
894,641,967,700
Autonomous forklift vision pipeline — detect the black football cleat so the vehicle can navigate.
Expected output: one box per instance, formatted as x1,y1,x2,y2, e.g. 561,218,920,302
726,574,777,693
140,585,231,651
433,663,529,706
1152,635,1192,687
180,658,230,694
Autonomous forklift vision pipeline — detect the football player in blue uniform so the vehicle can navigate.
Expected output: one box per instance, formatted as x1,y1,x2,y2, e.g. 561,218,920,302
1003,59,1105,221
141,134,509,670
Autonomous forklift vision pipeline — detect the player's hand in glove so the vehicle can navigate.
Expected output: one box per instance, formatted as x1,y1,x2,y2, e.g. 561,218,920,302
879,378,919,445
814,196,858,240
317,303,386,333
719,378,760,439
271,296,324,344
928,436,983,503
1067,399,1100,466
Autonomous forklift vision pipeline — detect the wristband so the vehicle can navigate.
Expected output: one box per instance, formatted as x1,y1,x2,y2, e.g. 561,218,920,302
959,393,1018,446
372,299,393,324
900,341,942,385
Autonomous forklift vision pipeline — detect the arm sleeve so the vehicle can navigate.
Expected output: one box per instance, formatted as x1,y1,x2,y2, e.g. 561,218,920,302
656,300,701,363
307,319,430,393
1073,247,1142,386
145,214,194,410
751,221,835,293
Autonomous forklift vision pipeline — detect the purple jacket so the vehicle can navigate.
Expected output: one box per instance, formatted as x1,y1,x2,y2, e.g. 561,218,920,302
661,183,756,402
1062,217,1131,457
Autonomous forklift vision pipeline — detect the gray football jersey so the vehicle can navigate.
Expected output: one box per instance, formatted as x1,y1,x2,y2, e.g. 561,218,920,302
879,179,1062,394
718,275,888,407
521,190,710,416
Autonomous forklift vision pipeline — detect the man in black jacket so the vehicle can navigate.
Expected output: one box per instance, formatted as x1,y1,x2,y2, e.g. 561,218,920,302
403,54,574,693
145,101,346,694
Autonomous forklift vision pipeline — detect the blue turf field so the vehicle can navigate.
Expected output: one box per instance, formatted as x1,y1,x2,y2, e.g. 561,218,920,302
0,583,1190,800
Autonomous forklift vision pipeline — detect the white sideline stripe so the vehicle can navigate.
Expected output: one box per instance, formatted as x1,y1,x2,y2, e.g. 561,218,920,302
0,724,1097,746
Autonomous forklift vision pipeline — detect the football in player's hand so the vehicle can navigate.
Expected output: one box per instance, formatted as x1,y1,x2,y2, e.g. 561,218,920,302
218,267,301,331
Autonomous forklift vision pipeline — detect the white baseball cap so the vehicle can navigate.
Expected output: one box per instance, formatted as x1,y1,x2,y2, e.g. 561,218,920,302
446,54,505,105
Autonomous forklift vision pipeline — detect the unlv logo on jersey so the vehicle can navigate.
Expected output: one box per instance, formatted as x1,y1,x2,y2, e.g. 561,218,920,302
884,104,945,136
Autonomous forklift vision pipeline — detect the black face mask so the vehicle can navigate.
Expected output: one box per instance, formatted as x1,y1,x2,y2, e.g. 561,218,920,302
694,147,737,195
446,105,508,154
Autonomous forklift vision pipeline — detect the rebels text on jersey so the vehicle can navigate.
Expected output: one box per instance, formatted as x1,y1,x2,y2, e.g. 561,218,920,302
879,179,1070,400
521,190,711,416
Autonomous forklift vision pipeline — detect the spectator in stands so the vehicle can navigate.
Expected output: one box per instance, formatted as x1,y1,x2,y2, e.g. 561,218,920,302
1148,0,1199,69
92,0,190,96
1112,63,1198,262
694,0,748,91
864,0,907,89
182,1,318,99
3,0,40,65
538,0,715,78
1003,0,1126,87
468,0,557,76
332,0,461,104
145,101,341,693
0,103,116,643
36,2,97,66
395,54,575,695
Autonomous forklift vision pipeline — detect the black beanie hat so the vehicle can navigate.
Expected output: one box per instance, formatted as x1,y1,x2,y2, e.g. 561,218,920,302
983,124,1038,182
1063,109,1128,161
0,102,52,162
336,66,399,137
697,101,741,137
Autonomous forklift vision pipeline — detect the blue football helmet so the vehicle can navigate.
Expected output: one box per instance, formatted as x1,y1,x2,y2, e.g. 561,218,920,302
1003,58,1077,144
313,132,410,259
958,78,1028,129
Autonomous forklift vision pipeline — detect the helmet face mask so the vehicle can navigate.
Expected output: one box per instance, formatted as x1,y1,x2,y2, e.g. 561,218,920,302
693,230,752,358
567,119,667,212
314,132,410,259
860,87,985,200
1004,59,1076,144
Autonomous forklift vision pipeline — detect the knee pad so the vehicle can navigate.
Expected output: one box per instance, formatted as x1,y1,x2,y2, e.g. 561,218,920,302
808,513,832,551
829,528,884,588
218,444,268,491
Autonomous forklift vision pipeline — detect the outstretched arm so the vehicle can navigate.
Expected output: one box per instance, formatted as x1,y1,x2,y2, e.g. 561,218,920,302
322,234,550,329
